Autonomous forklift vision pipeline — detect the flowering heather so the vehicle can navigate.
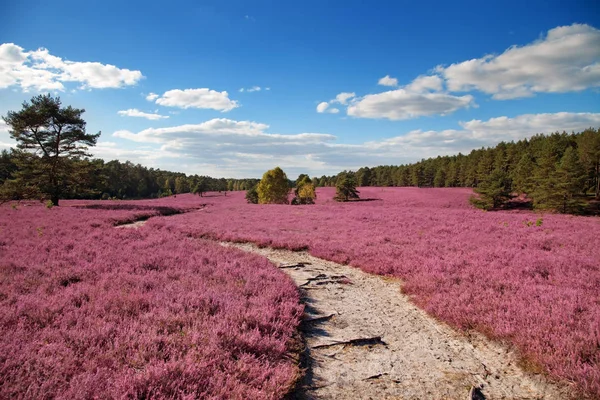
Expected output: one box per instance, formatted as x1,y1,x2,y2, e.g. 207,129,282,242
0,199,302,399
156,188,600,397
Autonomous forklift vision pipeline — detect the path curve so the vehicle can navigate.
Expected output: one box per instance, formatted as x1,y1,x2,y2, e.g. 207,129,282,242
223,242,573,400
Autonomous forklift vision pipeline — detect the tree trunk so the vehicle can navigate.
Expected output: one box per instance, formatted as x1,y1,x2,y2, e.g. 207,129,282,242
51,195,59,206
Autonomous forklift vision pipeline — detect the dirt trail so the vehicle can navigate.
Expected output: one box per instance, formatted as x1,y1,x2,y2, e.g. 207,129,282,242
223,242,573,400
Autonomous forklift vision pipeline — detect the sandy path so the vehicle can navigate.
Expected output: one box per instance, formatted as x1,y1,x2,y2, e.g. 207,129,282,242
223,242,573,400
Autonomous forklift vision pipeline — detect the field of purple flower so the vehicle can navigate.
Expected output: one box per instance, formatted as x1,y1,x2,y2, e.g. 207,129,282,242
154,188,600,397
0,201,302,399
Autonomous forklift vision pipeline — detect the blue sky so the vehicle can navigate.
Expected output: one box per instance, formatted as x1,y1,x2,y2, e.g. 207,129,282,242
1,0,599,178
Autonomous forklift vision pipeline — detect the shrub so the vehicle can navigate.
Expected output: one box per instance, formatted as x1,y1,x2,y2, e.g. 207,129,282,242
245,185,259,204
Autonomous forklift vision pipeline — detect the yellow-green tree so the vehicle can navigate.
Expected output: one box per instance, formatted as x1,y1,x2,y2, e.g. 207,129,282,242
257,167,290,204
292,174,316,204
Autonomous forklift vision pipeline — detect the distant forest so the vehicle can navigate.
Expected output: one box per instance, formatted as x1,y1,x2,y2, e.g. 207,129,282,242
1,128,598,213
0,154,259,200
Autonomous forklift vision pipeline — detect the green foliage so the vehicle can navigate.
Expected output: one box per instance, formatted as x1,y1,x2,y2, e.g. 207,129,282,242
2,94,100,205
536,217,543,227
257,167,290,204
472,169,512,210
334,173,360,202
45,200,54,209
292,174,316,205
576,128,600,198
245,185,259,204
532,146,587,213
511,152,535,194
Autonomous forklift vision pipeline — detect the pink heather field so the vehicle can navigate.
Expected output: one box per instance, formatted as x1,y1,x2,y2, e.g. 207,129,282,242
2,187,599,398
0,200,302,399
149,187,599,397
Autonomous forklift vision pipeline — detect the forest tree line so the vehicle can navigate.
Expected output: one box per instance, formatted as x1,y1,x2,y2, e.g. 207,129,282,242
313,128,599,213
0,153,259,200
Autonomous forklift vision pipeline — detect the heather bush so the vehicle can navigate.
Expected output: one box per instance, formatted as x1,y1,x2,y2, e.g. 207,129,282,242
0,197,302,399
155,187,600,398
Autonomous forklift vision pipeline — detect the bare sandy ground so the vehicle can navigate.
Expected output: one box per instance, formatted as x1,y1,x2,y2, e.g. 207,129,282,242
223,242,574,400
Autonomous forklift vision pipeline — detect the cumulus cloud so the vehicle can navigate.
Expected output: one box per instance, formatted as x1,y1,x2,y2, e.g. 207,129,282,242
438,23,600,99
108,112,600,178
321,75,472,120
334,92,356,105
152,88,239,111
316,92,354,115
378,75,398,87
316,101,339,114
145,92,159,101
347,90,474,120
117,108,169,120
0,43,144,92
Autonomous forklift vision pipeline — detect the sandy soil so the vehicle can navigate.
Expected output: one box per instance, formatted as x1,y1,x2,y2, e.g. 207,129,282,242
223,242,574,400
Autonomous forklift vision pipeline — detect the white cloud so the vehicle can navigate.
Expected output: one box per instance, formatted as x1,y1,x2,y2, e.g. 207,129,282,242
239,86,263,93
347,90,474,120
0,43,144,92
406,75,443,92
117,108,169,120
316,102,329,113
334,92,356,105
153,88,239,111
438,23,600,99
316,101,340,114
378,75,398,87
145,92,159,101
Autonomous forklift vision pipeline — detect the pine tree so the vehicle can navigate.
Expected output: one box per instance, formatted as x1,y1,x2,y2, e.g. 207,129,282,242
552,146,586,213
334,173,360,202
512,152,536,194
2,94,100,205
471,169,512,210
577,128,600,198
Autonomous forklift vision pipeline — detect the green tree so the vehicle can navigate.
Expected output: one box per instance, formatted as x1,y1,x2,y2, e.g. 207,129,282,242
530,142,560,211
512,152,536,194
257,167,290,204
174,176,189,194
577,128,600,198
2,94,100,205
292,174,316,205
551,146,587,213
245,184,259,204
334,173,360,202
470,169,512,210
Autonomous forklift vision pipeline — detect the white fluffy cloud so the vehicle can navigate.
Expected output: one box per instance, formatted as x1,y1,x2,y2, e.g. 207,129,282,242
334,92,356,105
316,92,354,114
0,43,143,92
378,75,398,87
316,101,340,114
321,75,472,120
107,112,600,178
117,108,169,120
145,92,159,101
347,90,474,120
438,24,600,99
152,88,239,111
